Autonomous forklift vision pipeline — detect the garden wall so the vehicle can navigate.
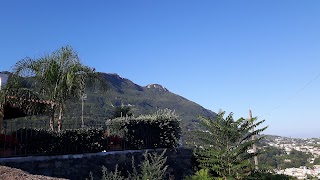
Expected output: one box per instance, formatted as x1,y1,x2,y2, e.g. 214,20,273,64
0,147,193,180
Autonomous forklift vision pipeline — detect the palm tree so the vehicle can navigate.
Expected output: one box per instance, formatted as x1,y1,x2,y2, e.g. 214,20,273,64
13,46,105,131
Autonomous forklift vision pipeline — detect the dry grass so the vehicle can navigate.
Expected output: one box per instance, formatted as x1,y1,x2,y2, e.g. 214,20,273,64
0,166,68,180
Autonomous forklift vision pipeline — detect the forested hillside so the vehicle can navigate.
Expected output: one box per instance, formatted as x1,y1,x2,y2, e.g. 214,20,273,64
60,73,216,141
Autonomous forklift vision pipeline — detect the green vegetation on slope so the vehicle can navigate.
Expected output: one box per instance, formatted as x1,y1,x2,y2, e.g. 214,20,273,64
259,147,312,169
62,73,216,144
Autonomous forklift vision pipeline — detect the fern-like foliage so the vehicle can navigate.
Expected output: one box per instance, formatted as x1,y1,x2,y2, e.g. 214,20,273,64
101,165,128,180
195,111,267,180
140,149,168,180
184,169,214,180
90,150,168,180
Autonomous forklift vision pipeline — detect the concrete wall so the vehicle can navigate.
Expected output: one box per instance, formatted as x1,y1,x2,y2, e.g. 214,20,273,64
0,148,193,180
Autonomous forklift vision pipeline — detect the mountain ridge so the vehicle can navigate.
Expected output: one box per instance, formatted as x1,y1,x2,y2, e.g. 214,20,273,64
64,72,217,133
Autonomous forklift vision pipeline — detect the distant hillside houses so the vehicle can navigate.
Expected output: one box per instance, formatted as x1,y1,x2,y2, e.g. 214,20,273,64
276,165,320,179
0,72,9,90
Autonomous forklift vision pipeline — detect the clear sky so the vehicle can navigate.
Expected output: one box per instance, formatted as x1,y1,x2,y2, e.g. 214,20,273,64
1,1,319,138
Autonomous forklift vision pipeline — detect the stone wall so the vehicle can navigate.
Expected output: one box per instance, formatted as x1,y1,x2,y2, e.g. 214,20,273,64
0,148,193,180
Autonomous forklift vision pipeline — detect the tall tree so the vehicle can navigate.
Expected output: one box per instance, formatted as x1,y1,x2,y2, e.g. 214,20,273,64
13,46,105,131
195,111,267,180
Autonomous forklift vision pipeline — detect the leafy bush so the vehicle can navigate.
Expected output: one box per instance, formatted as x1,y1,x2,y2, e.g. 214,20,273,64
184,169,213,180
101,165,127,180
106,109,181,149
58,128,104,153
87,150,168,180
13,128,60,154
140,150,168,180
9,109,181,155
12,127,104,155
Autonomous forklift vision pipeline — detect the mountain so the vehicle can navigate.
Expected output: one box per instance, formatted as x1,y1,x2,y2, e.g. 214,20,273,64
63,73,216,136
5,72,216,142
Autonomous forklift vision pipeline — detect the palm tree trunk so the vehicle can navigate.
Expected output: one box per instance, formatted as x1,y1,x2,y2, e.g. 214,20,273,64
57,105,63,132
49,105,55,131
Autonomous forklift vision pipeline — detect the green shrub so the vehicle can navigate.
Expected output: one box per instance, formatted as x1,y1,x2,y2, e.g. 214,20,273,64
101,165,128,180
184,169,213,180
10,109,181,155
13,128,60,154
13,127,104,155
107,109,181,149
140,149,168,180
87,150,168,180
58,128,104,153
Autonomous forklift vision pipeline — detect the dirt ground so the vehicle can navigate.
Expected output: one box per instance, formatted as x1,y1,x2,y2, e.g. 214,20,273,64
0,166,68,180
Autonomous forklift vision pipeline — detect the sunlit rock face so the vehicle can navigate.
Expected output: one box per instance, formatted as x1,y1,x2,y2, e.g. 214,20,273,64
146,84,168,92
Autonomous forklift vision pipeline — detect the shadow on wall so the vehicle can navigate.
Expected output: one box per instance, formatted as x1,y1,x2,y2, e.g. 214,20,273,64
0,147,193,180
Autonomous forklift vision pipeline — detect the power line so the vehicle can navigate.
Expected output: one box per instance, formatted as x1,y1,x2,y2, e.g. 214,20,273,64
259,72,320,118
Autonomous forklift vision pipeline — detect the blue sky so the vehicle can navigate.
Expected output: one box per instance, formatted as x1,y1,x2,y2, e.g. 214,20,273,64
1,1,320,138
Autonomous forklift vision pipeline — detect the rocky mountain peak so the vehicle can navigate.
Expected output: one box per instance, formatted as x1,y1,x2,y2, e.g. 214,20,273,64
146,84,168,92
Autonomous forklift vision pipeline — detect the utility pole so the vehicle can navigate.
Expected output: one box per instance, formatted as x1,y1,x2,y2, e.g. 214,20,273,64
249,110,259,169
81,93,87,128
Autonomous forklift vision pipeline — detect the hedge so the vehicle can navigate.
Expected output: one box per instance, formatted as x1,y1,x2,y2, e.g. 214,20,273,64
9,109,181,155
12,128,104,155
106,109,181,149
